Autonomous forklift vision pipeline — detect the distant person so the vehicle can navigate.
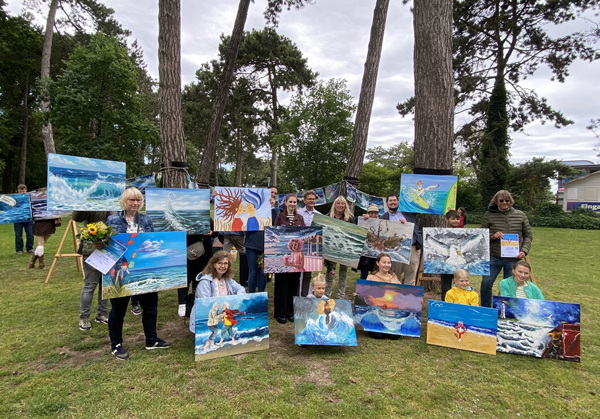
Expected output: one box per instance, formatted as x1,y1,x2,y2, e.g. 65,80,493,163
30,188,56,269
356,203,380,279
324,196,356,299
444,269,479,306
307,274,328,300
458,207,467,228
297,190,321,296
439,210,461,301
499,261,543,300
14,184,33,255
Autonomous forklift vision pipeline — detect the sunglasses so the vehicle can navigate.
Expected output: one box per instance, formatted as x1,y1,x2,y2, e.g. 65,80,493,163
498,199,510,203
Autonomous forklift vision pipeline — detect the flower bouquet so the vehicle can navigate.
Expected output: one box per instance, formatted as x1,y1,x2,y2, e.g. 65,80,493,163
77,222,115,245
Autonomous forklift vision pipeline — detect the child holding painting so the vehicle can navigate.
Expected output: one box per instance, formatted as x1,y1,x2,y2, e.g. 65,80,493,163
444,269,479,306
440,210,462,301
307,274,328,300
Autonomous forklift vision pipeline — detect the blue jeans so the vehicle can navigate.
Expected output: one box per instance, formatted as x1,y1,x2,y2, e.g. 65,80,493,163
14,221,34,252
480,256,515,307
246,248,266,293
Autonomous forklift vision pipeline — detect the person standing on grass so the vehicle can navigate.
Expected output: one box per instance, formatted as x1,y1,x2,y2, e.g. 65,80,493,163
29,187,57,270
297,190,321,296
357,204,380,279
324,196,356,299
14,184,33,255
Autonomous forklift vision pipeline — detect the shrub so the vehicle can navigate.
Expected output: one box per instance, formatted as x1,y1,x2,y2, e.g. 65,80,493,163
534,203,564,217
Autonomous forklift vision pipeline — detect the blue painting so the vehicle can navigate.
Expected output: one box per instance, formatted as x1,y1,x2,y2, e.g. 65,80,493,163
214,187,272,231
399,174,458,215
324,182,341,203
126,174,156,195
47,153,126,211
311,213,368,269
145,188,210,235
359,219,413,264
0,193,32,224
294,297,358,346
423,228,490,275
354,279,423,337
29,191,71,221
354,192,387,215
194,293,269,361
493,296,580,362
264,226,323,273
101,231,187,299
296,188,327,208
427,301,498,355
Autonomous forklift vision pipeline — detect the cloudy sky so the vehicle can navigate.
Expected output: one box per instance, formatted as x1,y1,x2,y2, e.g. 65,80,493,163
7,0,600,165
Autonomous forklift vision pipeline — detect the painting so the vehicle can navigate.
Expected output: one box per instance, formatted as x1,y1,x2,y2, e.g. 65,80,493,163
214,187,272,231
427,300,498,355
493,296,580,362
359,219,413,264
398,174,458,215
126,174,156,195
29,191,72,221
102,231,187,299
310,213,368,269
195,293,269,362
423,228,490,275
0,193,32,224
296,188,327,208
354,279,423,337
264,226,323,273
354,192,387,215
47,153,126,211
145,188,210,235
293,297,357,346
324,182,341,203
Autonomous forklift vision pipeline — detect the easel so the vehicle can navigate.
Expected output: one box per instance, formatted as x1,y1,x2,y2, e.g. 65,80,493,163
45,219,85,283
524,255,536,285
416,253,441,287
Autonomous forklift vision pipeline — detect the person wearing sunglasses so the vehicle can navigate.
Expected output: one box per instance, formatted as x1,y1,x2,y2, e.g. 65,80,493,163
480,190,532,307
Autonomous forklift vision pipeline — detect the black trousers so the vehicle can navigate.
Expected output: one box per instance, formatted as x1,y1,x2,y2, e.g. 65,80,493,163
109,293,158,348
440,274,453,301
274,272,300,318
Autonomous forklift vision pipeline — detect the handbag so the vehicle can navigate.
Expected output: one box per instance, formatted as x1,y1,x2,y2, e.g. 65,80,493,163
54,218,62,227
187,242,205,260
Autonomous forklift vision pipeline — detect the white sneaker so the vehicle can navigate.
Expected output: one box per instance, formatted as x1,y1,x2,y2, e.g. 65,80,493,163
178,304,186,317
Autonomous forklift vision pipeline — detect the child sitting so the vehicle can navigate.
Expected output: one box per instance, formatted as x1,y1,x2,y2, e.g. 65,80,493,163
444,269,479,306
440,210,461,301
307,274,328,300
499,260,543,300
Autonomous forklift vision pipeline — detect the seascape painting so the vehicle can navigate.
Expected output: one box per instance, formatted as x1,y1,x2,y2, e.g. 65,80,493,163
324,182,341,203
29,191,71,221
310,213,368,269
398,174,458,215
47,153,126,211
427,300,498,355
102,231,187,299
296,188,327,208
145,188,210,235
359,219,413,264
0,193,32,224
354,279,423,337
493,296,580,362
294,297,358,346
423,228,490,275
355,192,387,215
264,226,323,273
126,174,156,195
214,187,272,231
195,293,269,362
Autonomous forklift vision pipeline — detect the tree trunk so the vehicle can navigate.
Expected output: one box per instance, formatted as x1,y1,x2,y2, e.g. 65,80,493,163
214,151,219,186
234,130,242,186
158,0,187,189
268,69,279,187
40,0,58,156
344,0,390,180
197,0,251,188
19,74,29,185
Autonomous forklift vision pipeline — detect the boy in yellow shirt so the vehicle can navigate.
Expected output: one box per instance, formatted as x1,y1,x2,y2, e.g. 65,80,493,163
444,269,479,306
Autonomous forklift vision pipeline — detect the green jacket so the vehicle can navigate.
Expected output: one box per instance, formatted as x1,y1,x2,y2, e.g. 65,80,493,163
481,205,532,258
499,277,544,300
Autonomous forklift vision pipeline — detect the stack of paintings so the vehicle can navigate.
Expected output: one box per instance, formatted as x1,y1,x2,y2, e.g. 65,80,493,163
145,188,210,235
264,226,323,273
293,297,357,346
423,228,490,275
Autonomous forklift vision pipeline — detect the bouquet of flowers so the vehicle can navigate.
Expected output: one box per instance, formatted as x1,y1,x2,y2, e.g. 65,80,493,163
77,222,115,245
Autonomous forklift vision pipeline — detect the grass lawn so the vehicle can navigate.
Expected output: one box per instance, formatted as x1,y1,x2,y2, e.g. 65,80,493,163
0,222,598,418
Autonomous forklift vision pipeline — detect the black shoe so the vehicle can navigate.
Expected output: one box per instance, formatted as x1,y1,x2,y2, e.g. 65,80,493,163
111,343,129,360
287,316,295,323
274,316,287,324
145,338,172,350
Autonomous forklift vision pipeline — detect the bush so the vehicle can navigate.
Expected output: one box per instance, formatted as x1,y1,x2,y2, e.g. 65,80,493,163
465,210,600,229
570,207,600,218
533,203,564,217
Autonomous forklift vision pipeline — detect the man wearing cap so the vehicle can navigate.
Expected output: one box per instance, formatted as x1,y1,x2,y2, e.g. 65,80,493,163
296,190,321,296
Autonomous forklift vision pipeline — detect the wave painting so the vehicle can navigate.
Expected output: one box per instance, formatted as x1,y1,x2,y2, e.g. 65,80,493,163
398,174,458,215
294,297,357,346
310,213,368,269
0,193,32,224
146,188,210,235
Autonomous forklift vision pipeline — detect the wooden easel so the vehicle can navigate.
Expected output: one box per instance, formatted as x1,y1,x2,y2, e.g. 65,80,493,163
524,255,536,285
416,253,441,287
45,219,84,283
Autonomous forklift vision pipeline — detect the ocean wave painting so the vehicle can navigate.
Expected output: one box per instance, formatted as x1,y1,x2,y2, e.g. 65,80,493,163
29,191,72,221
264,226,323,273
398,174,458,215
294,297,357,346
101,231,187,299
358,219,413,264
214,187,272,232
310,213,368,269
126,174,156,195
145,188,210,235
47,154,126,211
194,293,269,361
423,228,490,275
324,182,341,203
0,193,32,224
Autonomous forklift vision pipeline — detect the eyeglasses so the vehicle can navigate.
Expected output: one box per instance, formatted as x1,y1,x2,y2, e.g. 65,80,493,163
127,199,142,202
216,262,229,266
498,199,510,203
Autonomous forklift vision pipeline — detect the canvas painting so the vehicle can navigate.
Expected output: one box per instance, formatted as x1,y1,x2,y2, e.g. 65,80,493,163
102,231,187,299
353,279,423,337
145,188,210,235
310,213,368,269
294,297,357,346
296,188,326,208
0,193,32,224
214,187,272,231
264,226,323,273
194,293,269,362
126,174,156,195
359,219,413,264
427,300,498,355
493,296,581,362
423,228,490,275
47,153,126,211
398,174,458,215
324,182,341,203
29,191,71,221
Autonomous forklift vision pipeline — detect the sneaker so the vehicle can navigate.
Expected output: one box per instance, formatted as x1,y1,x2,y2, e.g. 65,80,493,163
111,343,129,360
178,304,186,317
27,249,34,253
16,251,23,255
95,315,108,324
131,305,142,316
79,317,91,331
145,338,173,350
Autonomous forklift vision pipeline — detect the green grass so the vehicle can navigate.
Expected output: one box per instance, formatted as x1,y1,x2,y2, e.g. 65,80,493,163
0,221,598,418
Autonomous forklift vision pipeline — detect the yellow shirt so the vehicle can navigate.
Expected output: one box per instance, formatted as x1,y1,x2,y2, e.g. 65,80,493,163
444,287,479,306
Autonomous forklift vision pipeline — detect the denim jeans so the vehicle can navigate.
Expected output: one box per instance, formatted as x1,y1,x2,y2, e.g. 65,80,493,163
108,292,158,347
246,248,266,293
80,262,108,318
14,221,34,252
480,256,515,307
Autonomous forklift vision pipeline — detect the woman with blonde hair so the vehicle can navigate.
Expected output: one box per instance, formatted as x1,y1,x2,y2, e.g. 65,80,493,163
324,196,356,299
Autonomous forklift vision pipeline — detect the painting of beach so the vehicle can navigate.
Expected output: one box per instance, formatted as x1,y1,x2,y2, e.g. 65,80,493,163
194,293,269,362
398,174,458,215
294,297,357,346
264,226,323,273
427,300,498,355
214,187,272,231
354,280,423,337
102,231,187,299
0,193,32,224
310,213,368,269
359,219,413,264
493,296,580,362
29,191,72,221
47,153,126,211
423,228,490,275
146,188,210,235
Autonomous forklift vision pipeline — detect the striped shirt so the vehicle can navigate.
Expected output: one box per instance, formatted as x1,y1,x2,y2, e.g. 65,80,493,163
515,284,528,299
